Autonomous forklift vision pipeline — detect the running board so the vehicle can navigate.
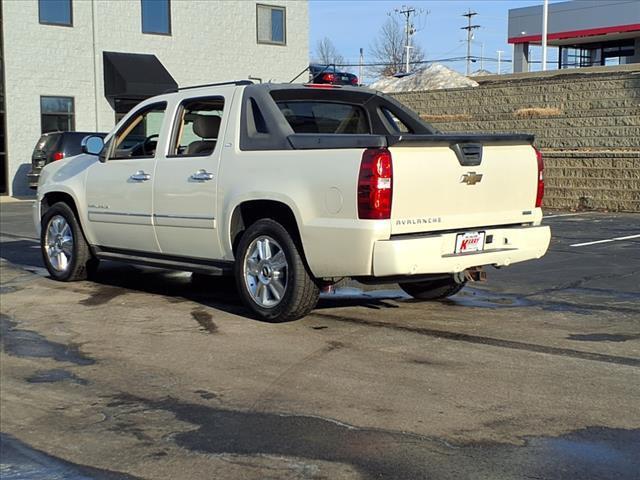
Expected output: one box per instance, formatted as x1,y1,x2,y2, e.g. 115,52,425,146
94,248,233,276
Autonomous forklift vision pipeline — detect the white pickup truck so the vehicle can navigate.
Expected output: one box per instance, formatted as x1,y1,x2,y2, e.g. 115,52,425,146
35,81,550,321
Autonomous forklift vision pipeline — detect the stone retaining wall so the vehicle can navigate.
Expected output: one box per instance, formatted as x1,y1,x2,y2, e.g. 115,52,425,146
391,65,640,211
544,152,640,212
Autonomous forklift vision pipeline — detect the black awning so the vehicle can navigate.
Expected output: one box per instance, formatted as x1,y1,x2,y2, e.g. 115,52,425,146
103,51,177,101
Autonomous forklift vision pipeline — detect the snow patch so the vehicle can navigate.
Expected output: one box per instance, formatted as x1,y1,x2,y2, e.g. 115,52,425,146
369,64,478,93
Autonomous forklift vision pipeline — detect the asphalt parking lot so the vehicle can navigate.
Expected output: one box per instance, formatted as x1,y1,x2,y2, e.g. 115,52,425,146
1,199,639,480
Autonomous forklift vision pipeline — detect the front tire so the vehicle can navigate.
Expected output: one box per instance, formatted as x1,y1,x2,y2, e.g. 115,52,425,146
41,202,96,281
234,219,319,322
399,276,466,300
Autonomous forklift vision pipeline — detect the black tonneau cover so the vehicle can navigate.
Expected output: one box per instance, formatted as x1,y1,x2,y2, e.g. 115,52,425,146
386,133,535,146
287,133,534,150
288,134,387,150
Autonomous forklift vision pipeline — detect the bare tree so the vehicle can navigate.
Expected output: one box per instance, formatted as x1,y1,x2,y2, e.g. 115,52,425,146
369,17,425,76
315,37,345,66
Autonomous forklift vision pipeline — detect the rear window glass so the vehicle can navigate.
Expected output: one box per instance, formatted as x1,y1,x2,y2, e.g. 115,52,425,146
34,134,60,153
381,107,411,134
277,101,369,134
63,133,92,156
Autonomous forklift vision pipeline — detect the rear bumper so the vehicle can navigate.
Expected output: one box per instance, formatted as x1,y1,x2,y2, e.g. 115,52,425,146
26,169,41,189
372,225,551,277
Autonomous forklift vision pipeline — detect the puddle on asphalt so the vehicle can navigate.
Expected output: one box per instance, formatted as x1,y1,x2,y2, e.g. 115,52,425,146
0,314,94,365
26,369,88,385
321,286,409,300
104,394,640,480
190,309,218,334
442,288,532,308
321,285,531,310
0,285,21,294
567,333,640,343
0,433,138,480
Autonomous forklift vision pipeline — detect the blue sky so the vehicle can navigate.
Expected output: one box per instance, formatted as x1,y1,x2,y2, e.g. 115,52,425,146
309,0,562,79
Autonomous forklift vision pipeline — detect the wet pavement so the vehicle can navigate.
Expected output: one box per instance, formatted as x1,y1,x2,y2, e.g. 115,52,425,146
1,433,138,479
1,201,639,479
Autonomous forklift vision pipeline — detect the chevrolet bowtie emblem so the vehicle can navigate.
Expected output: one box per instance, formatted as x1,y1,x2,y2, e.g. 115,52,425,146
460,172,483,185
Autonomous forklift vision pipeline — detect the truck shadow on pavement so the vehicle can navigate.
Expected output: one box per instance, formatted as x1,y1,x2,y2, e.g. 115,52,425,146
0,238,402,320
87,263,403,318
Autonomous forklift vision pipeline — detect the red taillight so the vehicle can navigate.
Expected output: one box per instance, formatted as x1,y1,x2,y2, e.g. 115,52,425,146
358,148,393,219
534,147,544,208
350,76,359,86
321,72,336,83
52,151,64,161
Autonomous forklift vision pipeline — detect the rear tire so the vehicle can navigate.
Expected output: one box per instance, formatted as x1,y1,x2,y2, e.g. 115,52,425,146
399,276,466,300
41,202,95,281
234,219,319,322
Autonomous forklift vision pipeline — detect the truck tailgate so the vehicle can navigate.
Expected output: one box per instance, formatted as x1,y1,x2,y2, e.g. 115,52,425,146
389,141,538,235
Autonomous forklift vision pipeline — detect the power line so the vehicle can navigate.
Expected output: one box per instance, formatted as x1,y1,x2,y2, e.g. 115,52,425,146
334,56,513,69
461,10,480,76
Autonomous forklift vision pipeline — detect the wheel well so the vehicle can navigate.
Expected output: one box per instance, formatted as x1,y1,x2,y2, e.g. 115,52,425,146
42,192,79,218
230,200,301,255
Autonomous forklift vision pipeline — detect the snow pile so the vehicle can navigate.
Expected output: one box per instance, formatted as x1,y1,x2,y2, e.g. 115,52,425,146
369,64,478,93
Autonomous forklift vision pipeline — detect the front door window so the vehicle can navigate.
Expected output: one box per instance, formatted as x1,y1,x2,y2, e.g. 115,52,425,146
109,103,167,160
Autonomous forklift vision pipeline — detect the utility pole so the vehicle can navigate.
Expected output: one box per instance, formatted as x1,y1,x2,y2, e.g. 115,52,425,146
541,0,549,70
359,48,364,85
393,5,427,74
497,50,503,74
461,10,480,76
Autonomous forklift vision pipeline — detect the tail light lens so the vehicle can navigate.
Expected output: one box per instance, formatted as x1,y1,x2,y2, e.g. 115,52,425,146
358,148,393,219
534,147,544,208
350,76,359,86
52,151,64,161
321,72,336,83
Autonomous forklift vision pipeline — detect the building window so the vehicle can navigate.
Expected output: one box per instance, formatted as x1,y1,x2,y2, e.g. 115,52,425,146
257,4,286,45
39,0,72,27
41,96,75,133
141,0,171,35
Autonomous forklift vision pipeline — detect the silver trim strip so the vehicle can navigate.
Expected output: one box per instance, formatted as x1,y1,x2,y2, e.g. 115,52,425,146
153,213,216,220
88,210,150,217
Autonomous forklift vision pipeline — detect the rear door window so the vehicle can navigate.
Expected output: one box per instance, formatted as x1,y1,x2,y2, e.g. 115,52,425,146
34,134,60,154
277,101,370,134
170,97,225,157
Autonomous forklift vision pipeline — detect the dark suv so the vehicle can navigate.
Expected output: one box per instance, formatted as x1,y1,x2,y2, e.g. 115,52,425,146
27,131,106,189
309,64,358,86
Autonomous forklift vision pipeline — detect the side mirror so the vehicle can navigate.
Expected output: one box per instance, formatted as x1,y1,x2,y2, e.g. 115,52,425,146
81,135,105,156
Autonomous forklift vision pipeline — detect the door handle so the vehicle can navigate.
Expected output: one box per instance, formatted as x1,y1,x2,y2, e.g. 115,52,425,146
130,170,151,182
190,169,214,181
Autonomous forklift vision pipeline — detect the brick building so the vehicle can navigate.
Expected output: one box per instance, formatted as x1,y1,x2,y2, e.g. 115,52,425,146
0,0,309,196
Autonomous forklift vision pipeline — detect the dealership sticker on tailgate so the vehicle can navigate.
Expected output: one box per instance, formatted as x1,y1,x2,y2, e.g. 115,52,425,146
455,231,485,254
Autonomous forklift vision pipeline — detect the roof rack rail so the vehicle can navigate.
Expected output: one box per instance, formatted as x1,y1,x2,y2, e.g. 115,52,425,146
177,80,254,91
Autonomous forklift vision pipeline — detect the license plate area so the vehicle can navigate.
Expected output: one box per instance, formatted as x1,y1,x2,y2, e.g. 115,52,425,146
455,231,486,254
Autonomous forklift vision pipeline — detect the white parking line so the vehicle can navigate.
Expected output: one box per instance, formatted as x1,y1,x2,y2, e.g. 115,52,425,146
570,234,640,247
544,213,587,219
